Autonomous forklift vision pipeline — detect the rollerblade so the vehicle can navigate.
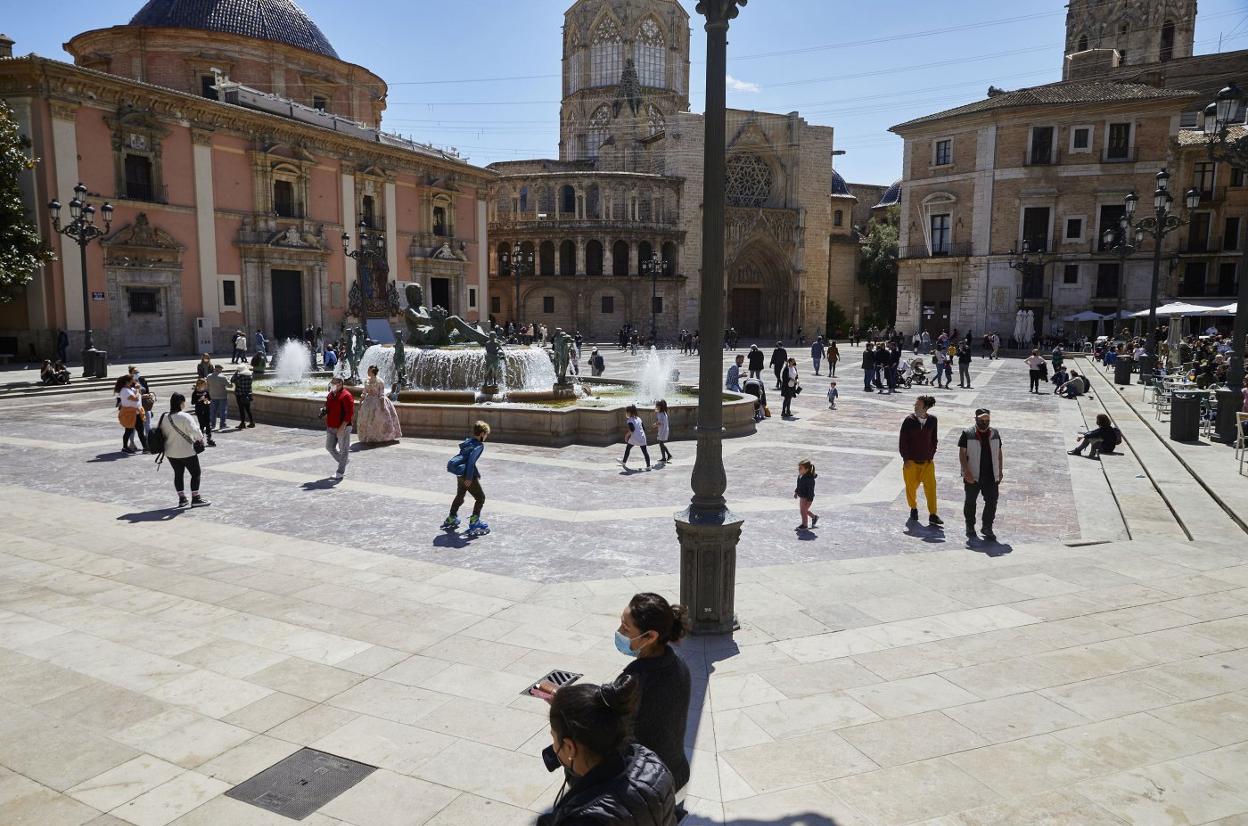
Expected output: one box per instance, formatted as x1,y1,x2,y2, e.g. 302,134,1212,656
441,515,461,531
465,516,491,537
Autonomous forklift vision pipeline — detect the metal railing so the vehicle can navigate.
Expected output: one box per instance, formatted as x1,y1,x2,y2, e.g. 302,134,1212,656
899,242,972,259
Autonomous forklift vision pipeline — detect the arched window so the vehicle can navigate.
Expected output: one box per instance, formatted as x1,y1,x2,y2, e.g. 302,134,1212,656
588,106,611,160
586,240,604,275
635,18,666,88
646,104,666,137
1077,34,1088,52
567,28,584,94
725,154,773,208
518,186,529,213
560,240,576,275
638,241,653,266
539,241,555,276
1160,21,1175,62
587,184,601,219
612,240,630,276
591,18,624,87
661,241,678,275
560,185,576,215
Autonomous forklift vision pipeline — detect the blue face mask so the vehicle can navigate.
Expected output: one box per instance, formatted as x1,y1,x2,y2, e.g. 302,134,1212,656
614,630,639,658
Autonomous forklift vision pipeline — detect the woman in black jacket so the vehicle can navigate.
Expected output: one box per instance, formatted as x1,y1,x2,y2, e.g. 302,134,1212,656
539,676,676,826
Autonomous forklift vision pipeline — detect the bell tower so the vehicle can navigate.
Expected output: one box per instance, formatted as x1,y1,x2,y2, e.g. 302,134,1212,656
1063,0,1197,77
559,0,691,163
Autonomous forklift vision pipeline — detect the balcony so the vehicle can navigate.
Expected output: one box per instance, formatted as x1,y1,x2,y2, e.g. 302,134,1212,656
116,183,169,205
900,242,972,259
1023,147,1060,167
1102,147,1137,163
491,212,678,233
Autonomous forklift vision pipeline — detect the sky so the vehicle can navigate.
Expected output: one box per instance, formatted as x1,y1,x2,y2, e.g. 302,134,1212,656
5,0,1248,185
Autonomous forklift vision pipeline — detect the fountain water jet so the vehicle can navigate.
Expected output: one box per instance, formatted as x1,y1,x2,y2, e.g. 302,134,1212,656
272,339,312,385
636,346,676,404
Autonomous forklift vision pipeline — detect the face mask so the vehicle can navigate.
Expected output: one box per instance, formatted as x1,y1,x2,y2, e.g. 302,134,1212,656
614,630,639,658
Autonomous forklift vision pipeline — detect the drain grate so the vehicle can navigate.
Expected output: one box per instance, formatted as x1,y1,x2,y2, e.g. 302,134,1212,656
226,748,376,820
522,668,583,697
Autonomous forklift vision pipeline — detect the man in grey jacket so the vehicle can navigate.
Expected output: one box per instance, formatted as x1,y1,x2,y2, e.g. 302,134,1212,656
958,408,1004,542
205,365,231,432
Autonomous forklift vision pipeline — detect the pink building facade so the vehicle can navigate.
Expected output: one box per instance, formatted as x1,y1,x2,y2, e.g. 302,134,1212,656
0,0,492,358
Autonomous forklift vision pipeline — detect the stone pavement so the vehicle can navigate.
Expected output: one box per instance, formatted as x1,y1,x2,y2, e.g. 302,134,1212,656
0,349,1245,825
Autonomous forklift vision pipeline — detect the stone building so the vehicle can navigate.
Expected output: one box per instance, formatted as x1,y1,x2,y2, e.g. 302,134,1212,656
487,0,868,341
890,0,1245,340
0,0,492,359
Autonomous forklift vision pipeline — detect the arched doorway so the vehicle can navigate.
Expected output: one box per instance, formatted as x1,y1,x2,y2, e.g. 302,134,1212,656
612,240,629,276
586,240,604,275
727,240,793,339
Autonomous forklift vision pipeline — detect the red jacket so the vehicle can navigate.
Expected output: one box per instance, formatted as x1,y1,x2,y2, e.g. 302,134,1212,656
325,389,355,428
899,413,938,462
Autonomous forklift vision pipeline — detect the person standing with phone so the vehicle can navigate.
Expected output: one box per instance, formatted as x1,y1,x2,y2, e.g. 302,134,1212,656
322,376,354,479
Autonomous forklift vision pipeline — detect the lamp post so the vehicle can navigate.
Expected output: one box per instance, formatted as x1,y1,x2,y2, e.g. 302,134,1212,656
500,243,534,333
1200,82,1248,440
1102,192,1144,340
1122,170,1200,381
342,218,386,321
1007,240,1048,346
48,182,112,378
642,252,667,344
676,0,747,637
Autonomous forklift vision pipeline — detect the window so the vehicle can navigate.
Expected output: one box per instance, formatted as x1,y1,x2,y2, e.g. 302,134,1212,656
1160,21,1176,62
273,180,295,217
1218,262,1238,295
1077,34,1088,51
725,154,773,208
1193,162,1214,199
929,213,951,255
560,240,575,275
312,95,327,112
518,186,529,213
635,18,665,88
652,296,663,315
1065,217,1084,241
1106,123,1132,160
221,279,238,309
560,185,576,214
539,241,555,276
1187,212,1210,252
591,18,624,87
200,75,218,100
1021,265,1045,299
1232,167,1245,187
491,295,501,314
468,287,477,309
1095,262,1120,298
588,106,611,160
433,205,447,236
542,296,555,314
646,104,665,137
1029,127,1055,165
1021,206,1051,252
601,295,614,314
124,154,155,201
1225,217,1241,251
834,210,844,227
933,138,952,166
1063,264,1079,285
1098,204,1126,251
1070,126,1092,152
1182,261,1207,295
361,195,376,229
128,288,159,314
586,240,604,275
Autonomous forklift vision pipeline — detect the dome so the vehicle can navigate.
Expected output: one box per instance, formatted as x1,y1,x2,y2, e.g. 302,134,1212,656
128,0,339,59
873,179,901,209
830,169,853,197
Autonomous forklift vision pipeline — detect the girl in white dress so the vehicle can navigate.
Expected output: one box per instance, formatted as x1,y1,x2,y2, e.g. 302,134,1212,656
621,404,650,470
654,399,672,463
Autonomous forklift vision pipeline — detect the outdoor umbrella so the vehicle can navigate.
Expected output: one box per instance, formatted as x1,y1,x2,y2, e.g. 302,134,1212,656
1166,315,1183,367
1064,311,1106,322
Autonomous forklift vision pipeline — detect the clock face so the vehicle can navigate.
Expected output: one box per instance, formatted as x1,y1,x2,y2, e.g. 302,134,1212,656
127,132,149,151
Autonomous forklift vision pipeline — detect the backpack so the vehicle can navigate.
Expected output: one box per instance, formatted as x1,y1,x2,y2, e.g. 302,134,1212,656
446,453,466,475
148,413,168,457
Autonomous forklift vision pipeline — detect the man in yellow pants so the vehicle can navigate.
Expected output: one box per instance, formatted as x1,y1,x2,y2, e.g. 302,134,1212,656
899,395,942,527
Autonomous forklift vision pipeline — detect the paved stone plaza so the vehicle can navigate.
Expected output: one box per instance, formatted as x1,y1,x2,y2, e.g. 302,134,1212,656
1,346,1246,825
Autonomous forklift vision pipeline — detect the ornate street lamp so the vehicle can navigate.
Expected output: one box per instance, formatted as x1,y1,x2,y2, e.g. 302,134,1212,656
342,218,386,320
500,243,534,332
1101,192,1145,339
1121,170,1200,381
48,182,112,378
641,252,668,344
677,0,747,637
1200,83,1248,440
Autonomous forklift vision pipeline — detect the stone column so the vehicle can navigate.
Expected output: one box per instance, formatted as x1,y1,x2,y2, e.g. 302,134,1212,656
628,241,638,277
477,198,489,323
576,238,586,275
192,128,220,344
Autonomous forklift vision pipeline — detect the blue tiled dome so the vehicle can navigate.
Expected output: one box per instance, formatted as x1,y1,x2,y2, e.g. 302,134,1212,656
830,169,853,197
874,180,901,209
129,0,339,59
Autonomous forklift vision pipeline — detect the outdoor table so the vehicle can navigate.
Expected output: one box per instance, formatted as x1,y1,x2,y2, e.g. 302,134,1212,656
1170,391,1205,442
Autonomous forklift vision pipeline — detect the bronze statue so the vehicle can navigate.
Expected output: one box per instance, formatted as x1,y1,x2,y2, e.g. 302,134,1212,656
392,329,407,394
482,332,505,392
403,282,490,346
551,327,573,385
346,325,368,383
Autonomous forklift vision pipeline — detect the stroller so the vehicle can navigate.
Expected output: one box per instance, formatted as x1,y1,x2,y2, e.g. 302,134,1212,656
901,359,931,388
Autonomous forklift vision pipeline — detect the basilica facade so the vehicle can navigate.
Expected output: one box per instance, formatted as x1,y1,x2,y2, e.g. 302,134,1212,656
487,0,862,341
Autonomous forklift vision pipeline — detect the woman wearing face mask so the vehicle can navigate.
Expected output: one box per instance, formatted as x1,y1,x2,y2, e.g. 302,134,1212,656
539,675,676,826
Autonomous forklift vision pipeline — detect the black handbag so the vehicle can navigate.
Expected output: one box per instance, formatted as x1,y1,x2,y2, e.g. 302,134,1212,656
170,417,206,454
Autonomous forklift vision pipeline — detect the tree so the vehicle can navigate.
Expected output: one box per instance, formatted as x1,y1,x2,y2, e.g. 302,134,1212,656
0,100,53,303
857,205,899,327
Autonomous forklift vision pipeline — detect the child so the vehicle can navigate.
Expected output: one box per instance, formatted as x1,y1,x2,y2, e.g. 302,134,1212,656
191,378,216,447
621,404,650,470
794,460,818,531
826,380,838,410
442,421,491,534
654,399,672,463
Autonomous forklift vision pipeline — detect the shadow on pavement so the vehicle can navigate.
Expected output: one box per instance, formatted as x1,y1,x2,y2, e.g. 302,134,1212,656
969,537,1013,557
88,452,131,463
301,478,341,491
688,817,842,826
902,522,947,544
432,532,472,550
116,508,184,523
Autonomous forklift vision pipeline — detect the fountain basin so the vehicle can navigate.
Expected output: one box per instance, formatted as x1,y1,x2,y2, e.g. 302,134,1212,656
241,377,757,447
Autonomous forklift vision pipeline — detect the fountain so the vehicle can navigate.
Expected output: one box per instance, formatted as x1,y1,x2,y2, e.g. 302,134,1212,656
246,288,757,445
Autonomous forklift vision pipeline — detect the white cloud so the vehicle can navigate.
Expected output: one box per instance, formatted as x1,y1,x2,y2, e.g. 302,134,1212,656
726,74,761,93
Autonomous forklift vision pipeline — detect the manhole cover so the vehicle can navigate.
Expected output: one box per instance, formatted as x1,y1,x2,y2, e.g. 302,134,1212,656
226,748,376,820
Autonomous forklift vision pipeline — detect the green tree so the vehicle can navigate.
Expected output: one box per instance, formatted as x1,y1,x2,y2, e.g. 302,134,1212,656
857,205,899,327
825,299,848,339
0,100,53,303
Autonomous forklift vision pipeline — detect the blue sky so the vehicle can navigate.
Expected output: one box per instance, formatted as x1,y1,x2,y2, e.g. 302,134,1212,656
6,0,1248,185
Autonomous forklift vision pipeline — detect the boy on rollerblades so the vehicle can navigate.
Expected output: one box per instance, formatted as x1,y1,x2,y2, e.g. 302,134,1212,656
442,421,491,536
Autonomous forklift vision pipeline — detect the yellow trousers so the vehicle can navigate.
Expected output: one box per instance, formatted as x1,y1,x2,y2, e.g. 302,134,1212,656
903,459,938,514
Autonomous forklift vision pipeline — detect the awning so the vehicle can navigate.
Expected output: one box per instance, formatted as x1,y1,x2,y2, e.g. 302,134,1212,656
1130,301,1228,318
1063,310,1106,322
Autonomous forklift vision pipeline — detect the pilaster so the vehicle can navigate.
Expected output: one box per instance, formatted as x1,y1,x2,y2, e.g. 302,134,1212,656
50,100,83,330
192,129,219,336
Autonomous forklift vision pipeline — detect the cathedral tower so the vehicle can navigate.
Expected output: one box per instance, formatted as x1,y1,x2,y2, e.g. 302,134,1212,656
1064,0,1197,75
559,0,691,163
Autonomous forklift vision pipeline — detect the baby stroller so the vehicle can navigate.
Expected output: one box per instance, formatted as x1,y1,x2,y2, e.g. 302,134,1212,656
902,359,931,388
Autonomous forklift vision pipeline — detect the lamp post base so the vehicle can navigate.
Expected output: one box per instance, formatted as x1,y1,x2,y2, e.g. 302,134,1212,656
675,506,742,636
1214,388,1241,443
82,347,108,379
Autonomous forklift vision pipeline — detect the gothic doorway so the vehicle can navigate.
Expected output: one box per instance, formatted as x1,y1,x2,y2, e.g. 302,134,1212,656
271,269,304,341
728,241,792,339
730,289,762,337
